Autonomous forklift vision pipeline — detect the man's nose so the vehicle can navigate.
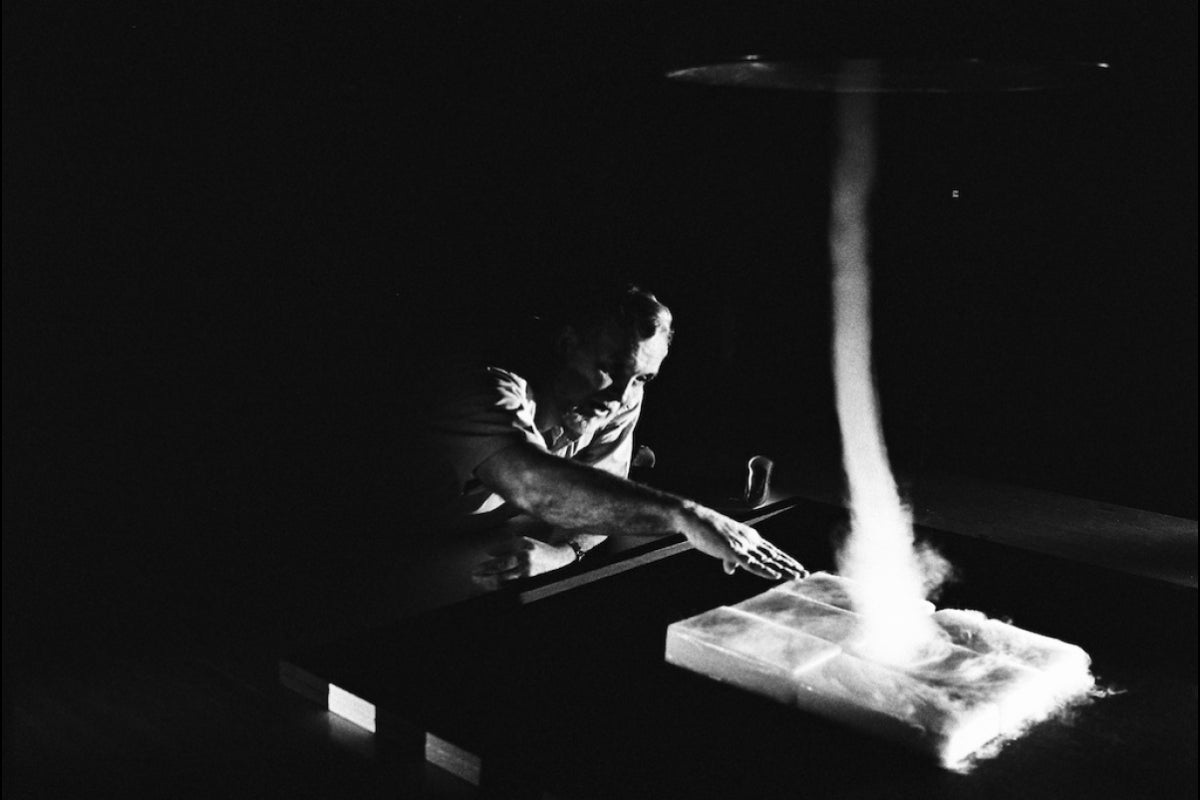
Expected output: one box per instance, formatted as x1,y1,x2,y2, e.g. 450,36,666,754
608,375,638,404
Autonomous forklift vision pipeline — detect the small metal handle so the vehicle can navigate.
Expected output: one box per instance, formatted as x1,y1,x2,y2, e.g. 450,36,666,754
744,455,774,509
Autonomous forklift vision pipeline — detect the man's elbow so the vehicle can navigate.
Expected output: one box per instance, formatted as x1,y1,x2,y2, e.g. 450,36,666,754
475,442,559,513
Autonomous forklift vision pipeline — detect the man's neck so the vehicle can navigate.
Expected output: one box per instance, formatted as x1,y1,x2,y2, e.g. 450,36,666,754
529,377,563,435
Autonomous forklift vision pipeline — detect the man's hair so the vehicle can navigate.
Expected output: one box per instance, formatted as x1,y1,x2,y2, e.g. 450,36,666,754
559,284,674,344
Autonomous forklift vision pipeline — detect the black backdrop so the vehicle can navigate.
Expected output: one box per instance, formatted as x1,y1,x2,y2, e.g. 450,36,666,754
4,0,1196,579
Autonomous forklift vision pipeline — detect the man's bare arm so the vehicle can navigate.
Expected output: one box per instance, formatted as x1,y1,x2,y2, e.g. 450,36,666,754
477,442,684,535
475,442,806,579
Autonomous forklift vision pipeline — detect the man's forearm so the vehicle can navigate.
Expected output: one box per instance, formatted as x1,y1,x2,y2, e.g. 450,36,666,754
476,442,689,537
475,442,808,580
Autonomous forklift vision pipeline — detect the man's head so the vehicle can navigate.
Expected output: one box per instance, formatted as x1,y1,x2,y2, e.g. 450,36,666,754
546,286,673,436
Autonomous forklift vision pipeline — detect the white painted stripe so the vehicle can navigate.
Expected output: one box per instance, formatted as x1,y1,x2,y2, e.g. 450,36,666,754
327,683,376,733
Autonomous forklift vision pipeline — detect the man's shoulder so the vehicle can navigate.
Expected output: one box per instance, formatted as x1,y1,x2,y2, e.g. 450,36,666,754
431,361,532,404
482,365,530,391
424,360,543,439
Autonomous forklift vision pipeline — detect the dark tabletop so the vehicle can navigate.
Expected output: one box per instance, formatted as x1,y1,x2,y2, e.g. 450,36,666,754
285,500,1198,800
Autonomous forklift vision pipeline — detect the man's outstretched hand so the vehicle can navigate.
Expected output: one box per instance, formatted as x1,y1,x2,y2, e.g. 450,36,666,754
676,502,808,581
474,442,806,583
469,502,808,591
472,536,575,590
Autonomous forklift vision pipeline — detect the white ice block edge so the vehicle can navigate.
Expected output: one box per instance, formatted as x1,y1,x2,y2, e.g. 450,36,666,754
665,572,1095,768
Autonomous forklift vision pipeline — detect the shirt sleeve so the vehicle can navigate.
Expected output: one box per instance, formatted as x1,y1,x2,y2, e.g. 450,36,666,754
427,366,547,490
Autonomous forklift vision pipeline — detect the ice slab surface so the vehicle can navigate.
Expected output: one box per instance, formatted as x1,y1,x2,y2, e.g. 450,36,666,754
665,572,1095,768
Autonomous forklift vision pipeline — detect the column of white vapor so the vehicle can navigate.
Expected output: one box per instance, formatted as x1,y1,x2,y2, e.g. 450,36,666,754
828,65,941,665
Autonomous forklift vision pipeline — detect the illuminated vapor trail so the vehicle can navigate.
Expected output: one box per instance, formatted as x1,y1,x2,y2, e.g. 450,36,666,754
828,64,947,664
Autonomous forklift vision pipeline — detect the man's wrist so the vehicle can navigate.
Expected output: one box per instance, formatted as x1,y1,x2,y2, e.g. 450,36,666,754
565,539,588,563
670,497,699,532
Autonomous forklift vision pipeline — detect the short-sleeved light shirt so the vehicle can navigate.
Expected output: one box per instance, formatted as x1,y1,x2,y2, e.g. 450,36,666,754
427,365,641,528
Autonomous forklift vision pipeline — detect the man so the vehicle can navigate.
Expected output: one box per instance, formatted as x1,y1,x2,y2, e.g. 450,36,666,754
426,285,806,586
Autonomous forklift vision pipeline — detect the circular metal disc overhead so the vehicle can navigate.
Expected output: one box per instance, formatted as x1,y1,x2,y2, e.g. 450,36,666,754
665,58,1112,92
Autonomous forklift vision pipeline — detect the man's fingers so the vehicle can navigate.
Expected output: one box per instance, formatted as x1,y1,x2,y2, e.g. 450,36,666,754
722,550,781,580
701,514,807,581
485,538,535,558
731,557,780,581
472,564,527,588
760,549,805,577
734,539,806,581
475,555,518,573
775,552,808,578
473,554,533,582
745,551,783,578
723,539,780,579
746,563,782,580
471,573,500,590
748,538,807,577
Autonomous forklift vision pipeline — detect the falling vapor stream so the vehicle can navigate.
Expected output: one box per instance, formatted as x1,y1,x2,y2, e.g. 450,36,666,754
828,64,948,665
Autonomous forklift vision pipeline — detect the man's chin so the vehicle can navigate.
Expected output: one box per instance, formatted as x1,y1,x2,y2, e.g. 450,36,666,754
562,407,609,436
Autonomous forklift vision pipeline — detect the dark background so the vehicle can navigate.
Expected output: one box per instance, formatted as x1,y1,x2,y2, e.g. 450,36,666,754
7,1,1195,530
2,1,1196,794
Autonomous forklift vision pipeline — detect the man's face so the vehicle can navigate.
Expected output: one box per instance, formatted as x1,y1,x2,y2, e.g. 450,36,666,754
552,321,670,430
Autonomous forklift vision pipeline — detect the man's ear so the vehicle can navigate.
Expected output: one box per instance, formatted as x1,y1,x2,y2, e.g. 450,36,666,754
555,326,580,355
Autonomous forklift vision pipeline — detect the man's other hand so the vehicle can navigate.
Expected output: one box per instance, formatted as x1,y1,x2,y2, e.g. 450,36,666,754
471,537,575,590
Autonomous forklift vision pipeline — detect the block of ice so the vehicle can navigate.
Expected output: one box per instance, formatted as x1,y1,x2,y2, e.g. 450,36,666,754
664,572,1095,768
733,591,861,644
932,608,1094,698
666,606,842,703
775,571,936,616
931,614,1094,690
